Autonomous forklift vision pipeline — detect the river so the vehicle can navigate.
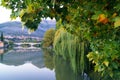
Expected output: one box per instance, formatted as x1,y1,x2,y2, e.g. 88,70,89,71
0,48,96,80
0,48,55,80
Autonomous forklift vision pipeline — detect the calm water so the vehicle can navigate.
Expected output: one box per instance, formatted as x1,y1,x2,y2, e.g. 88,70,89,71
0,48,92,80
0,48,55,80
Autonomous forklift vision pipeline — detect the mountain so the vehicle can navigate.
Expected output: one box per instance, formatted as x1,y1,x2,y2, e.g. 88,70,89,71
0,20,56,38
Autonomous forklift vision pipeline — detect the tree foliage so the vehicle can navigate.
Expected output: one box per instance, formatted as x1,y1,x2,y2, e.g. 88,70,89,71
53,27,89,74
1,0,69,30
1,0,120,79
42,28,55,48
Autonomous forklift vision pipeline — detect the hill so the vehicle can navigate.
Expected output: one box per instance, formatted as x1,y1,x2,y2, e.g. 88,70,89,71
0,20,56,38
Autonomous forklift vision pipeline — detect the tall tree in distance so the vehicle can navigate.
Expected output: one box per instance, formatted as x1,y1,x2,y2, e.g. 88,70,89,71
0,32,4,42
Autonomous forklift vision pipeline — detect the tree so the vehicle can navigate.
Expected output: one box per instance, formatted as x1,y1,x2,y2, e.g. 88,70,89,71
1,0,120,79
1,0,69,30
42,28,55,48
1,32,4,42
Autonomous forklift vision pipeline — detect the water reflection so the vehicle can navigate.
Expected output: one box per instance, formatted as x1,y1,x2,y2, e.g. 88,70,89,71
0,49,4,54
55,56,90,80
43,48,54,70
0,49,55,80
43,49,85,80
0,49,4,62
0,48,100,80
0,49,44,67
0,63,55,80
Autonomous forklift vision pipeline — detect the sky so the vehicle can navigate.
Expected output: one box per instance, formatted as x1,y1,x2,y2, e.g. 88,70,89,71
0,6,20,23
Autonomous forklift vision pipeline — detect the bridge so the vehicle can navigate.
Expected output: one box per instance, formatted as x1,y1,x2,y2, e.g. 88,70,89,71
13,42,41,49
14,42,41,46
13,46,41,50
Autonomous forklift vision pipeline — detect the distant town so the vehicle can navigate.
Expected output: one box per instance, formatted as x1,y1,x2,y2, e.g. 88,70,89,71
0,33,42,49
4,35,42,43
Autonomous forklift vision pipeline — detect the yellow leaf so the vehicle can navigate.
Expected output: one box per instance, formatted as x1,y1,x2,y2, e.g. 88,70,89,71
112,13,117,18
103,60,109,67
20,9,25,17
26,4,35,13
114,17,120,28
87,52,93,61
98,14,108,24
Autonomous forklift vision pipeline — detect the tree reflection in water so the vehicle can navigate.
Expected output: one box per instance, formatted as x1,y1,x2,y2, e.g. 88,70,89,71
43,49,101,80
43,48,54,70
55,56,90,80
0,48,4,62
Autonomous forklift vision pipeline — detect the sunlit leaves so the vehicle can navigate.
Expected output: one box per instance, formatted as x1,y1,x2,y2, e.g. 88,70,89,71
26,4,35,13
91,11,102,20
88,39,120,79
114,17,120,28
91,14,99,20
19,9,25,18
103,60,109,67
87,52,95,61
98,14,109,24
91,13,109,24
112,13,117,18
43,28,55,48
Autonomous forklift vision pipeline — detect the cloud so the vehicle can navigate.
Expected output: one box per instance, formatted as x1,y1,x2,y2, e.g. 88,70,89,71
0,6,20,23
0,6,11,23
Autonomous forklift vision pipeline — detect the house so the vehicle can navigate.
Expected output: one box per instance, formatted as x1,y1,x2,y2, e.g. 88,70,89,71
0,49,4,54
0,41,4,48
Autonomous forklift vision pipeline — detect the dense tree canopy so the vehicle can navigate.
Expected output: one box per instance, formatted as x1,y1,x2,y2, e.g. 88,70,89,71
1,0,120,30
1,0,120,79
1,0,70,30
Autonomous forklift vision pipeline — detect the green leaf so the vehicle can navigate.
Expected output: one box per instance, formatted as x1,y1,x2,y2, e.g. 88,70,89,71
112,62,118,69
25,0,32,5
91,11,103,20
114,17,120,28
114,4,120,11
110,71,113,77
91,14,98,20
